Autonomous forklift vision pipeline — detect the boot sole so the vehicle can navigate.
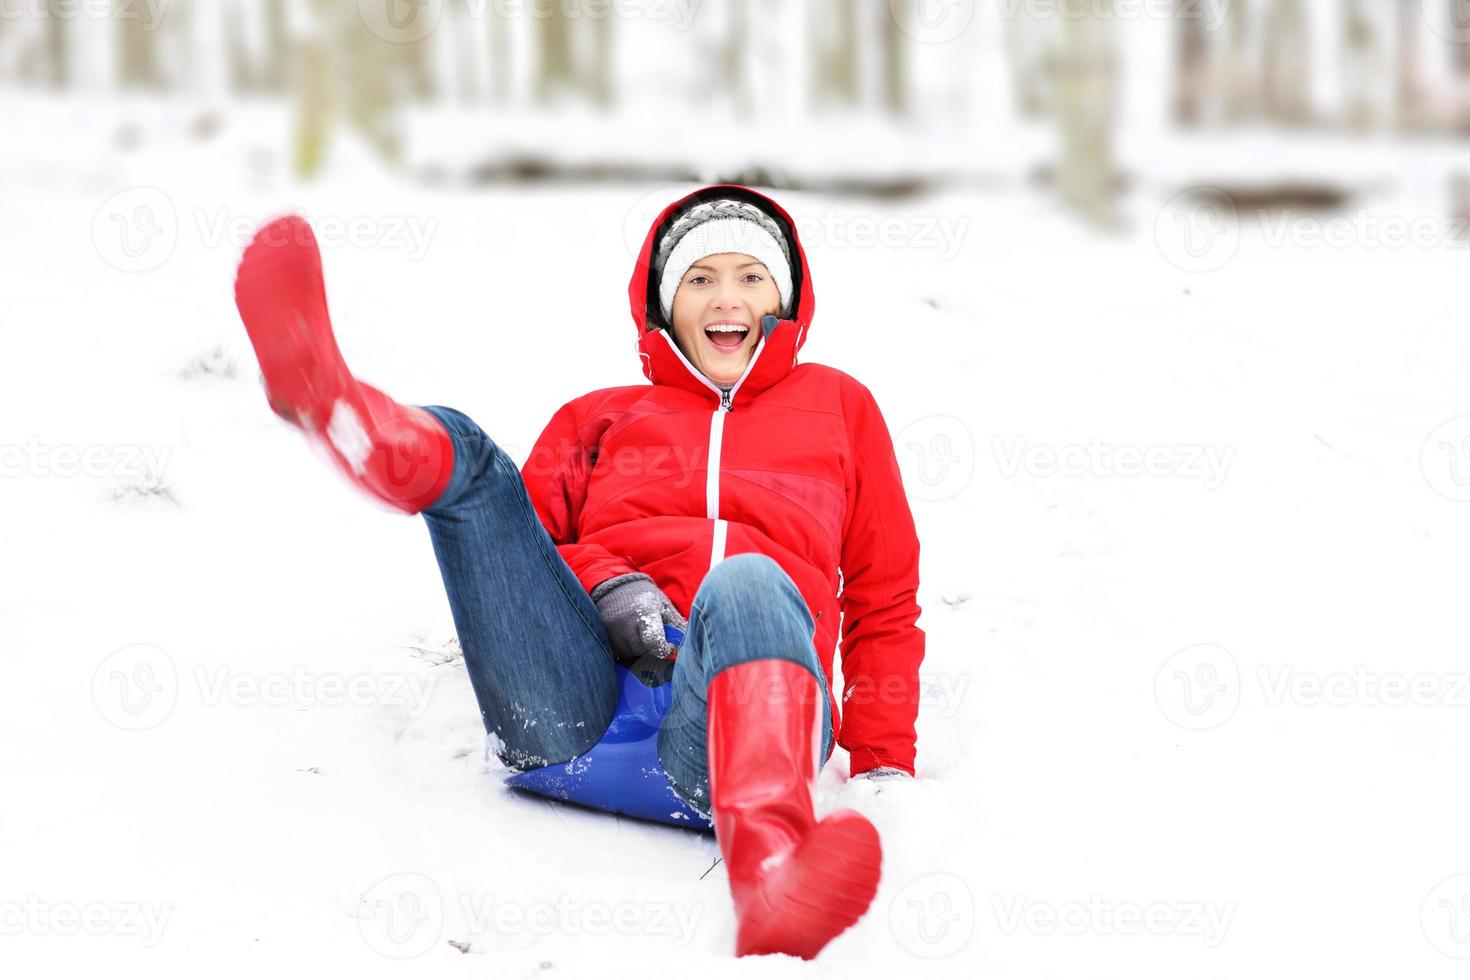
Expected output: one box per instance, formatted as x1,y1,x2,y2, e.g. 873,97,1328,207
233,216,350,428
736,809,883,959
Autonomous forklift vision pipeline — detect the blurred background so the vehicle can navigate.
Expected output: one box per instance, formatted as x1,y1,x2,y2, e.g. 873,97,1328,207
5,0,1470,220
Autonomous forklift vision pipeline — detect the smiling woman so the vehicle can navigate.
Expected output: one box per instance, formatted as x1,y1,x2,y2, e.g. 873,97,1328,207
654,197,795,387
668,253,780,384
232,184,923,961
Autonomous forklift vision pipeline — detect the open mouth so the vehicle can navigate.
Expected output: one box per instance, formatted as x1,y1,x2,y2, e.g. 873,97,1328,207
703,322,749,354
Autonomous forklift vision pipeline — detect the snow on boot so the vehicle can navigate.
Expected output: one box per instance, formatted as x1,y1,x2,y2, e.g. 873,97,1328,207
233,215,453,514
707,658,882,959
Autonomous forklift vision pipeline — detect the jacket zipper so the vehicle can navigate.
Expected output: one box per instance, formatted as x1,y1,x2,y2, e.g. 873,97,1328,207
655,330,768,569
707,403,728,566
655,328,765,409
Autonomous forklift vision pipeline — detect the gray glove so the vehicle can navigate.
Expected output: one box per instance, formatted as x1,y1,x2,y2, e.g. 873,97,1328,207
589,573,687,661
854,766,910,781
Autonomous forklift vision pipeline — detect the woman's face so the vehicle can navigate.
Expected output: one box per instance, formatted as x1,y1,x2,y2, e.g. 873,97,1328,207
669,252,781,385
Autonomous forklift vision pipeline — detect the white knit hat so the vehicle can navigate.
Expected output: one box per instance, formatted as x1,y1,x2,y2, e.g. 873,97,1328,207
655,199,793,326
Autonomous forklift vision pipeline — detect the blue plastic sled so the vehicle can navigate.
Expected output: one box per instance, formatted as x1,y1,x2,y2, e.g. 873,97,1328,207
504,625,713,831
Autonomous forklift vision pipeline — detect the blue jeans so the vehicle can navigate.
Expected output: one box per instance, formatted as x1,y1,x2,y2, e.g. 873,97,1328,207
418,406,834,816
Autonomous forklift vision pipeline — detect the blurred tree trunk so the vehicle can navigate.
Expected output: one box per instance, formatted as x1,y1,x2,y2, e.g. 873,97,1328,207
1173,0,1209,126
400,33,436,102
530,6,615,107
1395,0,1430,130
451,1,478,103
43,0,70,89
1004,11,1049,119
1458,0,1470,75
263,0,289,93
1340,0,1376,130
487,4,511,106
812,0,859,110
535,7,575,104
225,2,254,92
585,14,613,108
293,37,333,178
117,4,164,89
721,0,751,115
1261,0,1310,124
294,1,335,178
1456,0,1470,132
344,18,404,164
1056,0,1118,226
1220,0,1253,122
882,0,910,117
291,3,412,177
16,1,69,88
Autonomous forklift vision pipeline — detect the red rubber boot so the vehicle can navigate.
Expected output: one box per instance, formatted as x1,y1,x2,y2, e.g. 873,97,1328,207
233,216,453,514
707,659,883,959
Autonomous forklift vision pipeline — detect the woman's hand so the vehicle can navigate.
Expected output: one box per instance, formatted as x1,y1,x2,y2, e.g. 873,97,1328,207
851,766,912,795
853,766,910,781
590,573,688,661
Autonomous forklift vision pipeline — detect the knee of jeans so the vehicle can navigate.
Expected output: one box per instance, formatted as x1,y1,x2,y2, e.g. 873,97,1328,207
419,405,500,487
694,553,805,621
688,554,816,669
420,405,494,453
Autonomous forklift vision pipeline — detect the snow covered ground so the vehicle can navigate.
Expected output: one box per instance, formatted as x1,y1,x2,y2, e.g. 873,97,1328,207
3,93,1470,978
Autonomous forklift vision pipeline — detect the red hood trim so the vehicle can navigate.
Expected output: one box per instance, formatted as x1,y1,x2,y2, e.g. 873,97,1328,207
628,184,815,405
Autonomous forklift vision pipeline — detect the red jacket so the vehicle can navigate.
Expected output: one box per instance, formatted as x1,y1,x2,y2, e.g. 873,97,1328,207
520,185,925,777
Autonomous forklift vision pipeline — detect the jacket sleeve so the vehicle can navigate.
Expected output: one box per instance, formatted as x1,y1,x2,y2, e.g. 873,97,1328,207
520,399,640,594
836,379,925,777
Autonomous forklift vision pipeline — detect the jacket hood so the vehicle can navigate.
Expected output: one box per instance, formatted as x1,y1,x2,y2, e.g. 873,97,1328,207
628,184,815,405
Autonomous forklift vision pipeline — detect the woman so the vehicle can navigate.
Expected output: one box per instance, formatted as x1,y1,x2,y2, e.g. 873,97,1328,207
233,185,925,959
